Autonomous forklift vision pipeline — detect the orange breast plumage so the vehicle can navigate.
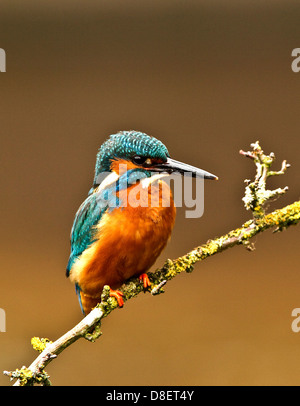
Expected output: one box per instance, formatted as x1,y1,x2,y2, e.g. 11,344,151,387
69,179,176,314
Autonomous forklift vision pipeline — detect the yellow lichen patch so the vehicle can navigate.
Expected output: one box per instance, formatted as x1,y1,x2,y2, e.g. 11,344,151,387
15,367,33,386
264,201,300,228
31,337,52,353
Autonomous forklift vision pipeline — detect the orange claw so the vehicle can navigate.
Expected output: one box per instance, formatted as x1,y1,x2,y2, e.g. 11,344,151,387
139,273,151,289
109,289,124,307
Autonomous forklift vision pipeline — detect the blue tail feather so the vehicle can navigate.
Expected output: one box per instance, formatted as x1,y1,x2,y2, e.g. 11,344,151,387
75,283,85,315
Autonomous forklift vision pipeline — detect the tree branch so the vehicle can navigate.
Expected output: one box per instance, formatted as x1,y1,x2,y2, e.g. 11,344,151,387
4,141,300,386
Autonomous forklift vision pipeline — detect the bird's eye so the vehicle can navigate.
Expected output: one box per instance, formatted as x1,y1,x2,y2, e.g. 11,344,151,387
132,155,152,165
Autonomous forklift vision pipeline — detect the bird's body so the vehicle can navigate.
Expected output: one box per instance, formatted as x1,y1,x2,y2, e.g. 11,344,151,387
69,177,176,314
67,131,217,315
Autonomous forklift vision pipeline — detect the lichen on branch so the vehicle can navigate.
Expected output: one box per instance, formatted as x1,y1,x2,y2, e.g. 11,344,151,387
240,141,290,218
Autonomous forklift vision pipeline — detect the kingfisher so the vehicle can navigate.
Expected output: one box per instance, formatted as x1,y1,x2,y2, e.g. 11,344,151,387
66,130,217,315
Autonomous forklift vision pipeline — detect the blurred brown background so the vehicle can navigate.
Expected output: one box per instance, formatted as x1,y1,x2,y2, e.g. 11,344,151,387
0,0,300,386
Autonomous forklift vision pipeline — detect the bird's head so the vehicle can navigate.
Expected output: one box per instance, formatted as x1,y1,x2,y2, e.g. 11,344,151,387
93,130,217,189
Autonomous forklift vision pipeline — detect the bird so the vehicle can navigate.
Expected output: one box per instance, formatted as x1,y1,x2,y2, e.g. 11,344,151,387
66,130,217,315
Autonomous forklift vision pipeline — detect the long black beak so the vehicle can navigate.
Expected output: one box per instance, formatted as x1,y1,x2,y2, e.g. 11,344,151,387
152,157,218,180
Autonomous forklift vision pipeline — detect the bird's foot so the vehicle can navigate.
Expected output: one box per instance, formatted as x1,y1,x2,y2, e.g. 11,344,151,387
139,273,151,290
109,289,124,307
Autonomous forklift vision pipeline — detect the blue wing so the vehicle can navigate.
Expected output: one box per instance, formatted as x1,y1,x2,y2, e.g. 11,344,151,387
66,170,131,277
66,191,108,277
66,170,143,314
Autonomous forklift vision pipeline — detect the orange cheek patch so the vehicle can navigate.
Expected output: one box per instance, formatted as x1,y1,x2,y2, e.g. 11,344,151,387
110,158,139,175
